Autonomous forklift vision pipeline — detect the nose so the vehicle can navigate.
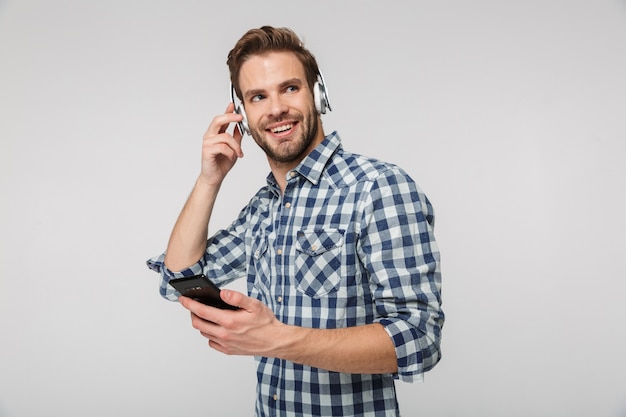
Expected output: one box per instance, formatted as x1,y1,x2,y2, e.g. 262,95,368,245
267,93,288,118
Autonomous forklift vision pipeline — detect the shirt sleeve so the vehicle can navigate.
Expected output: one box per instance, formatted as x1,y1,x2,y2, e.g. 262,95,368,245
146,207,251,301
358,166,444,382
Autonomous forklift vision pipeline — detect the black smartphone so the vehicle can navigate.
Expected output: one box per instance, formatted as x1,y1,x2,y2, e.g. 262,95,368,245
168,275,239,310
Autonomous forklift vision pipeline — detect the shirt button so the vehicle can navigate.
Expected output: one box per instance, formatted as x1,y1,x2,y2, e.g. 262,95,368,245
290,171,296,178
285,202,291,209
273,394,278,401
311,245,317,252
276,249,282,255
277,296,283,303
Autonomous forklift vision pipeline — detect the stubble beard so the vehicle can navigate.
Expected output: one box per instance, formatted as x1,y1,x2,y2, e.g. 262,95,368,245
250,108,319,164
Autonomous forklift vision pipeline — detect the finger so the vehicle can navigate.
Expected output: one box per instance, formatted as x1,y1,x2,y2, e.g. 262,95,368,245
180,295,239,330
202,134,244,162
203,137,239,161
225,102,236,113
207,111,244,137
179,296,220,321
216,114,243,135
209,339,234,355
217,103,238,135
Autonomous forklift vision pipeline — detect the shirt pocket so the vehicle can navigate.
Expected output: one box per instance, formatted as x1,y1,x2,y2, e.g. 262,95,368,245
294,229,345,298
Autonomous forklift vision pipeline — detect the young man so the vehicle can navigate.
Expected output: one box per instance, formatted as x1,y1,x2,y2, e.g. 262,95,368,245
147,26,444,417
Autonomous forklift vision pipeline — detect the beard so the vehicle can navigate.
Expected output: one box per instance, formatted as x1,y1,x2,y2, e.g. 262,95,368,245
249,107,319,164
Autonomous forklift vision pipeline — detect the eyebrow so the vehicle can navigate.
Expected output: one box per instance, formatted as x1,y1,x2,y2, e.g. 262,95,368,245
243,78,304,101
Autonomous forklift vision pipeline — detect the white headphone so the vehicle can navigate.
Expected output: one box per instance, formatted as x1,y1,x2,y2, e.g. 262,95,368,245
230,71,332,136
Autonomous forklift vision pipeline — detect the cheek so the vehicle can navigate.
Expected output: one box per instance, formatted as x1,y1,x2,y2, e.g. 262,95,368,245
244,105,264,126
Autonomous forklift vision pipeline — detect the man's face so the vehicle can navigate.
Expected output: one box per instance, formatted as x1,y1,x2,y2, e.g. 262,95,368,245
238,51,322,166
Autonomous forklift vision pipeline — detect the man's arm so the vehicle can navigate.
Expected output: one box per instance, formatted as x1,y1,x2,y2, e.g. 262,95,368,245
359,168,444,379
164,104,244,272
163,179,218,271
180,291,398,375
278,323,398,374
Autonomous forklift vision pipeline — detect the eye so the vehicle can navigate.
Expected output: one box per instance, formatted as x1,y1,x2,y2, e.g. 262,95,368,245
285,85,299,93
250,94,264,103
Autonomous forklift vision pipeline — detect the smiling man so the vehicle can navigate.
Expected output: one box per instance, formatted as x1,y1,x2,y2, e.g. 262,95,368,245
147,26,444,417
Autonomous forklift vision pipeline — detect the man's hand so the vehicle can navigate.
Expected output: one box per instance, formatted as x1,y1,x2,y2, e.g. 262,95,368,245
198,103,245,187
179,290,285,357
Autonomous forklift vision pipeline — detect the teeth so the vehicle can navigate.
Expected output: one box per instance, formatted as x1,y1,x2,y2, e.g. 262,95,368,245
272,124,292,133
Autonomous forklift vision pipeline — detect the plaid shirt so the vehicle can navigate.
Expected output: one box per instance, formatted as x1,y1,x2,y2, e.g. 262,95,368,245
147,132,444,417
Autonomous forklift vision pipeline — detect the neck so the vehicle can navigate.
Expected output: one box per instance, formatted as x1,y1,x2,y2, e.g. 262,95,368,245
269,128,325,194
268,158,297,194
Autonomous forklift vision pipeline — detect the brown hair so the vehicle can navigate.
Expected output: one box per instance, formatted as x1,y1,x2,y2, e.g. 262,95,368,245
227,26,320,100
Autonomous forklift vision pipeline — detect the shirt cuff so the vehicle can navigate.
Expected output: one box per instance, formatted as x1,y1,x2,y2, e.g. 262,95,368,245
377,318,426,383
146,253,206,301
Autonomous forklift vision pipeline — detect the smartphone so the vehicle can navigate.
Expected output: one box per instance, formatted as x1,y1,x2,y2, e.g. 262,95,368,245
168,275,239,310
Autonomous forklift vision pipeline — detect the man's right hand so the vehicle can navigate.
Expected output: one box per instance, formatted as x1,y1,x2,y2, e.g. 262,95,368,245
198,102,245,187
163,103,244,272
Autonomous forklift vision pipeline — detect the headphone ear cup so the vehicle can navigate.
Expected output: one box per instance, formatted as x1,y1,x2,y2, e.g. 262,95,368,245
314,76,332,115
236,105,250,135
313,81,330,114
313,81,323,114
231,83,250,136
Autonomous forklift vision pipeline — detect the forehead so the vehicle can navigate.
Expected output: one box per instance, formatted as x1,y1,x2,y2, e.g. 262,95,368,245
238,51,306,92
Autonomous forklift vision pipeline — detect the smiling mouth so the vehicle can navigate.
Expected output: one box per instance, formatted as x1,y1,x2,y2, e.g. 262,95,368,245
270,123,294,134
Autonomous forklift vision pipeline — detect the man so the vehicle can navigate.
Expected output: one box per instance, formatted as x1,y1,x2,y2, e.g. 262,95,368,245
147,26,444,417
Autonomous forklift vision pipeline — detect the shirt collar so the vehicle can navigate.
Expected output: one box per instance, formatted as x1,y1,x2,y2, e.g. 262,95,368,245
266,131,342,194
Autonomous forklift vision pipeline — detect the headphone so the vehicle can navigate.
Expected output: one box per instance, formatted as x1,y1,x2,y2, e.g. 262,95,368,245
230,71,332,136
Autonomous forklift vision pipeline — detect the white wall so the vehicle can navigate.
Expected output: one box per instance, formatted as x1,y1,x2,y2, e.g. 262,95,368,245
1,1,625,416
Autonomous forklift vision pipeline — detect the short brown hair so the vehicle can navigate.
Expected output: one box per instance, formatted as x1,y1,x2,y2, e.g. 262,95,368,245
227,26,320,100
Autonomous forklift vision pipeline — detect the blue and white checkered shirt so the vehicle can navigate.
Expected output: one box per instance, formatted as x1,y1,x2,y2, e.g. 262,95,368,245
147,131,444,417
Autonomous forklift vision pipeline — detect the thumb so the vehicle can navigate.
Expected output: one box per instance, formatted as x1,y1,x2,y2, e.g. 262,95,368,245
220,289,256,311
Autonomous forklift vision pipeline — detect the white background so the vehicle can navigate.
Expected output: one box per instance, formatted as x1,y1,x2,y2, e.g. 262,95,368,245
1,1,625,416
